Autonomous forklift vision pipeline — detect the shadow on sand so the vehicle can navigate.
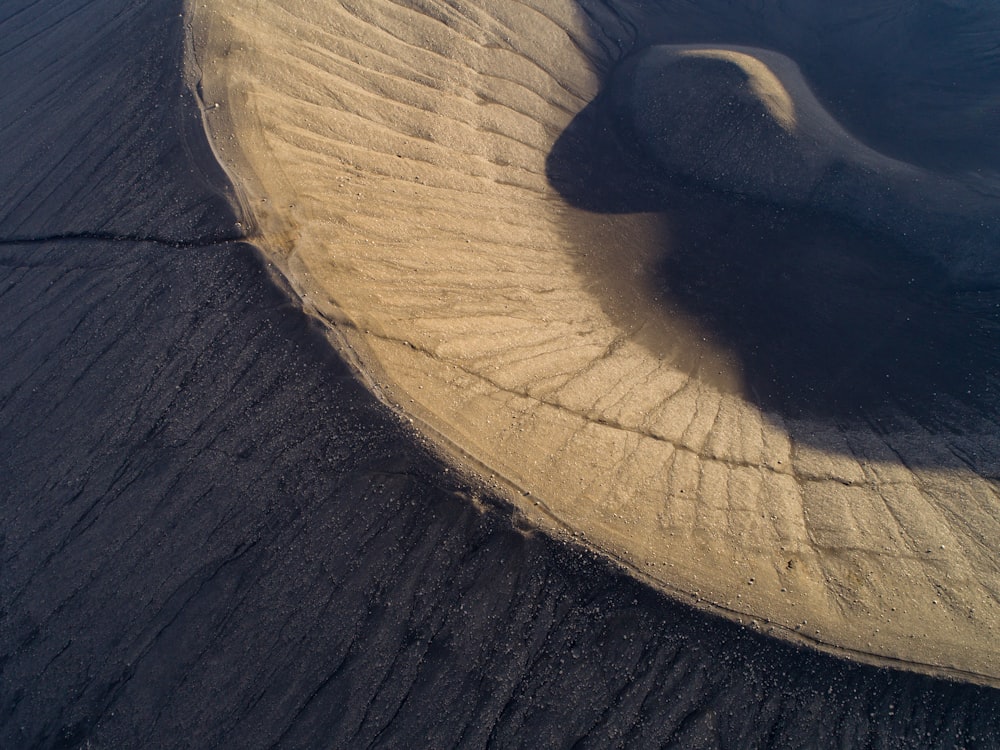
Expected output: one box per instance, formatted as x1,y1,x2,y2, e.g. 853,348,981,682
548,1,1000,468
548,89,1000,423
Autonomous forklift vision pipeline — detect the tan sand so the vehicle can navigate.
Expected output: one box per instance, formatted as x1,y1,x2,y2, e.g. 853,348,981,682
185,0,1000,685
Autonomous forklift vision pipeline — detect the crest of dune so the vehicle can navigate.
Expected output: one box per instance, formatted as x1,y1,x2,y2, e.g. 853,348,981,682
678,49,797,131
186,0,1000,684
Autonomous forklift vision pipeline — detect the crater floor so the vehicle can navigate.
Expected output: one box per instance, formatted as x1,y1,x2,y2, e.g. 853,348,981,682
190,0,1000,683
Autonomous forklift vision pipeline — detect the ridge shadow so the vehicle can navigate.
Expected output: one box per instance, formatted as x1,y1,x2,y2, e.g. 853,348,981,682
548,0,1000,469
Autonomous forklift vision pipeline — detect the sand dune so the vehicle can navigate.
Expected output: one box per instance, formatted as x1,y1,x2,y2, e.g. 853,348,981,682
189,0,1000,683
6,1,1000,744
609,44,1000,282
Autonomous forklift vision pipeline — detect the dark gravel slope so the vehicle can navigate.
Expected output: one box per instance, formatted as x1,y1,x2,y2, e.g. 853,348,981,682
0,1,997,747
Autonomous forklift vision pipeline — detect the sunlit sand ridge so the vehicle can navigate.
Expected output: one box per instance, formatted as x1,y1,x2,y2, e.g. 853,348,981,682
187,0,1000,683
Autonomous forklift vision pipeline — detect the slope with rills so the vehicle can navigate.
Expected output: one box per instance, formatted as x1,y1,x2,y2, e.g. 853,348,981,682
187,0,1000,685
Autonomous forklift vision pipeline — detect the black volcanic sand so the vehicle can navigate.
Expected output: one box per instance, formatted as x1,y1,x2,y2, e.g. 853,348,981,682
1,1,1000,748
571,0,1000,175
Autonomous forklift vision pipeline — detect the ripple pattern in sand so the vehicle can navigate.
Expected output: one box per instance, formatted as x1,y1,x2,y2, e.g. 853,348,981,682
189,0,1000,683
